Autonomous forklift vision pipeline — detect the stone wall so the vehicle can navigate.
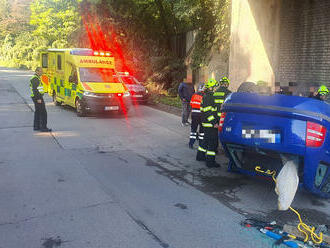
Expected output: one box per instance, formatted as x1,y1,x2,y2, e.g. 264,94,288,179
278,0,330,95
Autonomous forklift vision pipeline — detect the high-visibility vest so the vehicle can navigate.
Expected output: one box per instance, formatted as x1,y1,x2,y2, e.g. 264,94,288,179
30,75,44,97
190,92,203,113
214,86,231,117
200,91,218,128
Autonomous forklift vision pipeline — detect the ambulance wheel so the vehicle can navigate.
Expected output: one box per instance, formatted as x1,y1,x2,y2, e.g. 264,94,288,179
53,92,61,106
75,99,86,117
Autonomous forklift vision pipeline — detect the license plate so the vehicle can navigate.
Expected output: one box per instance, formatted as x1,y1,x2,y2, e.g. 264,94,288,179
242,129,281,143
105,106,119,111
134,95,143,97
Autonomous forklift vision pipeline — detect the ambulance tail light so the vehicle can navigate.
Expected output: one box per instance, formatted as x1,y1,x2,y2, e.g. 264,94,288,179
306,121,326,147
218,112,227,132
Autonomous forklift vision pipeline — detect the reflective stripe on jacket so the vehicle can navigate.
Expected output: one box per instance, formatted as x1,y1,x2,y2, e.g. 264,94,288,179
201,91,218,128
30,75,44,97
190,92,204,112
214,86,231,117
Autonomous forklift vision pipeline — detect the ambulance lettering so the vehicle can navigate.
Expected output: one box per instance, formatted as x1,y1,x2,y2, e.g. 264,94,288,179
80,59,113,65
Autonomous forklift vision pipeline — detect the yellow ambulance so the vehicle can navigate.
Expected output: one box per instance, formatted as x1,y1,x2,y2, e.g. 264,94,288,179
40,48,131,116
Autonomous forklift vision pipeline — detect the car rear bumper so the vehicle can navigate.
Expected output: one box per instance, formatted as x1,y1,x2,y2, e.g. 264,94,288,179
221,142,330,198
130,92,149,102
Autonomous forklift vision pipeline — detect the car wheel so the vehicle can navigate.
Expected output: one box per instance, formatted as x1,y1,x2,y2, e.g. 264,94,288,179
53,92,61,106
75,98,86,117
237,82,258,93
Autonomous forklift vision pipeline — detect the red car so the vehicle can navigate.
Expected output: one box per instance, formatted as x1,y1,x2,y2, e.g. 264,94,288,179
115,72,149,103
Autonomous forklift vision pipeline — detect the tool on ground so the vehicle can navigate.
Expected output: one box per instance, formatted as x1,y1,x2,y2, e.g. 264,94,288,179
255,167,324,245
260,228,299,248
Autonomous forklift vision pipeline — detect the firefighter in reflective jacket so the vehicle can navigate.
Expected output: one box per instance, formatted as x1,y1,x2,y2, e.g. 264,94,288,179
214,77,231,114
214,76,232,151
30,67,51,132
196,79,221,168
189,84,205,149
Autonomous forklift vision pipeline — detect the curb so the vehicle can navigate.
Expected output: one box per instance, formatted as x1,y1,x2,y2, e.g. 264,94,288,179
147,102,181,117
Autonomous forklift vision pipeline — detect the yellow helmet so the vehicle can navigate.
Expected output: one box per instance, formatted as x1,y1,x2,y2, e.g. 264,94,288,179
318,85,329,95
219,76,230,85
205,78,218,89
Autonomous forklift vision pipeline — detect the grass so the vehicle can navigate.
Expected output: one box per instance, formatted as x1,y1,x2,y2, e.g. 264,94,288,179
149,94,182,108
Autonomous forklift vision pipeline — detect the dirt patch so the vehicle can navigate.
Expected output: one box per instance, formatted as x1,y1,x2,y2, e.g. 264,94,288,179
174,203,188,209
42,237,63,248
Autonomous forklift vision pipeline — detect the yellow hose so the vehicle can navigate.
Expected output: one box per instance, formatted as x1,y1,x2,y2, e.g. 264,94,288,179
254,167,323,244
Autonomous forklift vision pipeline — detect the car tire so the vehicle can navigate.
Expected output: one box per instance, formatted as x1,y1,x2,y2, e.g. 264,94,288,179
237,82,258,93
75,98,86,117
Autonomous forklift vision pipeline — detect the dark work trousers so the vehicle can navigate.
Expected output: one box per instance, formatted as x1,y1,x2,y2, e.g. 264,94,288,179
196,127,218,166
32,96,47,130
205,128,219,166
181,101,191,124
189,113,204,146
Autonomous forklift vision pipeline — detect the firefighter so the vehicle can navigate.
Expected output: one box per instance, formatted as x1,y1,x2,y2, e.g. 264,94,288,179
313,85,329,101
196,78,221,168
189,84,205,149
30,67,51,132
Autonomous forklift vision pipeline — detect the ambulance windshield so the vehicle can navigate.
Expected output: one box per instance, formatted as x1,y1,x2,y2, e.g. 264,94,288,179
79,68,120,83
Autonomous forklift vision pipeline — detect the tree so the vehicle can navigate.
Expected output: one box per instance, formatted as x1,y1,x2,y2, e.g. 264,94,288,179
30,0,82,47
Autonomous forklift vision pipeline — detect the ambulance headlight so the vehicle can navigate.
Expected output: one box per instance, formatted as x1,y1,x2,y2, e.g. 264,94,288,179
123,91,130,97
83,91,97,97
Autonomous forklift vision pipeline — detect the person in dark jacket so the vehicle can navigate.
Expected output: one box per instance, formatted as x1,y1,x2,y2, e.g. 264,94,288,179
178,78,195,126
30,67,51,132
196,78,221,168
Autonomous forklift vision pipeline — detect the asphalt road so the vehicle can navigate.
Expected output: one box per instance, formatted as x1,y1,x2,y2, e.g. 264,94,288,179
0,68,329,248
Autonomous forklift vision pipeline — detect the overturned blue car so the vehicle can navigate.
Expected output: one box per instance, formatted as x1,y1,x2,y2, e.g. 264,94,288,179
219,89,330,198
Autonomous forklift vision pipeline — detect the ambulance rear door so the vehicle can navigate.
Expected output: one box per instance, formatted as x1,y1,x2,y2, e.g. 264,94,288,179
40,52,50,92
48,52,56,96
55,52,65,103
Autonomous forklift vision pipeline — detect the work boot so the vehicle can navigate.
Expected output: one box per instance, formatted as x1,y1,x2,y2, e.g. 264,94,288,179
206,161,221,168
196,153,206,161
40,128,52,132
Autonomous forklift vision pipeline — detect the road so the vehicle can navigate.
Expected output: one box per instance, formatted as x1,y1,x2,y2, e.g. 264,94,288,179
0,68,329,248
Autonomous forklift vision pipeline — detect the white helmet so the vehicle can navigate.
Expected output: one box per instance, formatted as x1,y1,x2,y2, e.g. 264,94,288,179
197,83,205,92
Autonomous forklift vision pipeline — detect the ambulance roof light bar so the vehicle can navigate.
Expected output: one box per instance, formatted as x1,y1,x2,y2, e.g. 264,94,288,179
69,49,111,56
93,51,111,56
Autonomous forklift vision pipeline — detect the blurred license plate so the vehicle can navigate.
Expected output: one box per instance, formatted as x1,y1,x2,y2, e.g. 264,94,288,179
104,106,119,111
134,95,143,97
242,128,281,143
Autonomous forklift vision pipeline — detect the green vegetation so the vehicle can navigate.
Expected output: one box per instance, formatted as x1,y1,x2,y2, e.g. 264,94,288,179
149,94,182,108
0,0,230,98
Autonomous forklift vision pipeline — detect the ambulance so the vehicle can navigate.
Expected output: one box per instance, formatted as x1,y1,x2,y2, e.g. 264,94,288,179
40,48,131,116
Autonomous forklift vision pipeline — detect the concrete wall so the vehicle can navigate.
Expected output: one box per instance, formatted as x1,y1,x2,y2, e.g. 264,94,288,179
229,0,281,91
